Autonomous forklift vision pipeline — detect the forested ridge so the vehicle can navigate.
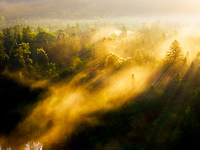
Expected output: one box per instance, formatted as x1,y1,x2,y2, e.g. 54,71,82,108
1,17,200,150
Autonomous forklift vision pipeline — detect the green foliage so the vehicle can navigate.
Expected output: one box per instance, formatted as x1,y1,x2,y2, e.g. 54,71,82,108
22,26,31,42
46,63,59,79
8,43,32,72
8,53,25,72
3,27,15,54
0,40,9,71
60,67,76,78
72,58,83,70
36,48,49,66
20,43,33,71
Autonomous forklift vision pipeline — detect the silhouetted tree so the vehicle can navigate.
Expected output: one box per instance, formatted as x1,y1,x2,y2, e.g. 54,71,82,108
0,39,9,71
3,27,14,55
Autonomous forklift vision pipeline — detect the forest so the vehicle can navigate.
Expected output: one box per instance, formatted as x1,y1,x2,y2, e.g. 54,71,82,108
1,3,200,149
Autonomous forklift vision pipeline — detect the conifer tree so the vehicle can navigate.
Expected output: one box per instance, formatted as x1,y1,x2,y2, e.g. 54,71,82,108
165,39,184,67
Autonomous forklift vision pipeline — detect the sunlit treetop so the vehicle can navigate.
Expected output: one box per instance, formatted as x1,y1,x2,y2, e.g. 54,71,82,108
165,39,184,67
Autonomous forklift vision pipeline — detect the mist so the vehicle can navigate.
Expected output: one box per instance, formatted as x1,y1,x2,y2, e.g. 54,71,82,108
1,0,200,149
1,0,200,24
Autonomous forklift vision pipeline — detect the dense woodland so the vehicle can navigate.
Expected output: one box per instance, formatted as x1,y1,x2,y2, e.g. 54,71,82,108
1,16,200,150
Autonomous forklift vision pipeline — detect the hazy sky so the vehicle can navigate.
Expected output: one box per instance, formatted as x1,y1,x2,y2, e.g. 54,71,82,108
96,0,200,14
96,0,200,23
1,0,200,14
1,0,200,23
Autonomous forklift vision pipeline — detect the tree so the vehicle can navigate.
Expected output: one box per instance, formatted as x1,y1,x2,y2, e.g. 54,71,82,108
7,43,32,72
8,49,25,73
20,43,33,71
36,48,49,66
134,50,144,65
3,27,14,55
0,39,9,72
80,44,92,60
13,25,22,45
194,51,200,66
120,25,127,38
165,40,184,67
22,26,32,43
35,30,49,53
0,16,6,29
174,71,182,86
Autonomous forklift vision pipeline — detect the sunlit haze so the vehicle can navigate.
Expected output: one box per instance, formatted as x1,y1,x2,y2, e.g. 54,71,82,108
0,0,200,149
